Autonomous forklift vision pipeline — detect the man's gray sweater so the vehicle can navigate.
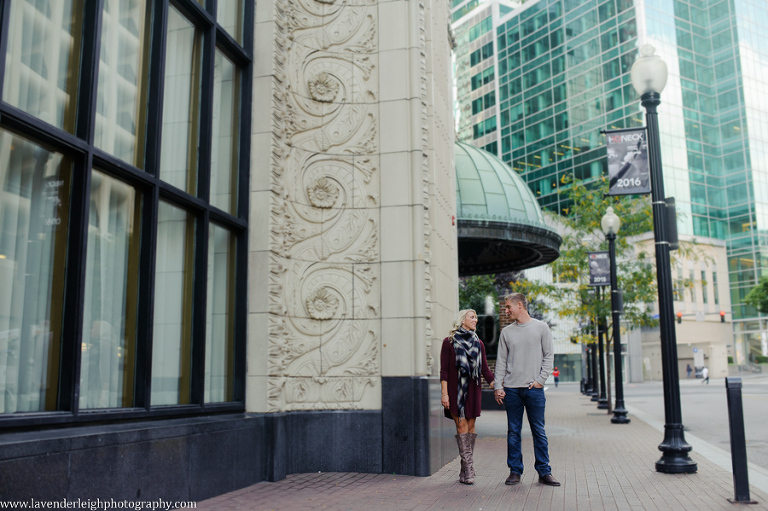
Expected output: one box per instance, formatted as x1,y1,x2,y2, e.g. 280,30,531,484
493,318,554,389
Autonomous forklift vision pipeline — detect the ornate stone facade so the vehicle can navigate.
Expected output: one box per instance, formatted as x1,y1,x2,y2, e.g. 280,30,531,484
249,0,457,413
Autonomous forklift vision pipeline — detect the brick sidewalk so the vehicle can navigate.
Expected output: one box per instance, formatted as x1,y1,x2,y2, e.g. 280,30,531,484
197,387,768,511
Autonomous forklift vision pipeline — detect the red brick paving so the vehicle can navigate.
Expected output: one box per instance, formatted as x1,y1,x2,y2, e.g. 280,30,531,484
198,388,768,510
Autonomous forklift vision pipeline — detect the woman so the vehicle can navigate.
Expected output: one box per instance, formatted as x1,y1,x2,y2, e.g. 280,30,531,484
440,309,494,484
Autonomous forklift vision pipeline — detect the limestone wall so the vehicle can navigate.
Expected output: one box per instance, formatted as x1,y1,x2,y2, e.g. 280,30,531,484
248,0,457,413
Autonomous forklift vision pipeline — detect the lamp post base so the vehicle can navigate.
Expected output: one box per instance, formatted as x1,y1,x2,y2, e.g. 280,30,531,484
590,393,599,401
611,408,630,424
597,398,609,409
656,424,697,473
655,454,698,474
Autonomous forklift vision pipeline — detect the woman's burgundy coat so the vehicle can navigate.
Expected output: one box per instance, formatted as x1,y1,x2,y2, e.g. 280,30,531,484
440,336,494,419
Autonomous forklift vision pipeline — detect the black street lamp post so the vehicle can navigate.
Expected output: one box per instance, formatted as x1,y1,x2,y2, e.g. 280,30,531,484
584,344,593,395
596,315,609,409
602,206,629,424
631,45,696,473
581,343,590,396
590,315,599,401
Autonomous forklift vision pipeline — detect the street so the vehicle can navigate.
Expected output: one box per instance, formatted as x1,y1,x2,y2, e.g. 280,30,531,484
620,375,768,470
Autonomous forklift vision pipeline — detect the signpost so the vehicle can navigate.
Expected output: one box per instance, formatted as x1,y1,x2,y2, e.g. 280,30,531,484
604,128,651,196
588,251,610,286
693,347,704,369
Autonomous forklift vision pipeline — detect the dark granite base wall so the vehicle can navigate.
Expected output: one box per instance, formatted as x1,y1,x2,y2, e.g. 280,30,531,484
0,390,438,502
381,376,431,476
279,410,383,477
0,414,273,502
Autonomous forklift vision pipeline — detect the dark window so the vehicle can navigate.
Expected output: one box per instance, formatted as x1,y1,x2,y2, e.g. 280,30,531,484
0,0,252,426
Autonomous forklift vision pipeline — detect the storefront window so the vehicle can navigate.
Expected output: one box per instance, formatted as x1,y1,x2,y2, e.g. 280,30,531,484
217,0,243,44
79,170,140,409
0,129,70,413
210,51,240,214
151,202,194,405
2,0,83,133
159,7,202,193
94,0,150,168
0,0,250,424
205,223,235,402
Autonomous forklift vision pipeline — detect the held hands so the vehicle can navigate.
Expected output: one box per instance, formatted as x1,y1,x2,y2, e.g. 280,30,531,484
441,394,450,409
494,388,505,405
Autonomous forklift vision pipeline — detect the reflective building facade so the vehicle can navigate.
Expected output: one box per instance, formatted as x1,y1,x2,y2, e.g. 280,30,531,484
452,0,768,364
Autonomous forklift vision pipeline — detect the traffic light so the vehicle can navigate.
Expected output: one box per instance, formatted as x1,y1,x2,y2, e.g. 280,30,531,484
720,311,726,323
677,311,682,324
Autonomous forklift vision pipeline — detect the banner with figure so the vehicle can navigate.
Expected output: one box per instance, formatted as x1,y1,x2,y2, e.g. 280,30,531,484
605,128,650,196
587,251,610,286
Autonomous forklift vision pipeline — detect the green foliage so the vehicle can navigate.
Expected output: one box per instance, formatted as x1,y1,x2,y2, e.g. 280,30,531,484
728,356,734,364
458,174,709,347
459,275,497,313
509,174,695,344
756,355,768,364
744,276,768,314
459,271,524,314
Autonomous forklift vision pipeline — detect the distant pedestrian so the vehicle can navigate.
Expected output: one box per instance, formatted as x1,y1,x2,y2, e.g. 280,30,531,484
701,366,709,384
552,367,560,388
494,293,560,487
686,364,692,378
440,309,495,485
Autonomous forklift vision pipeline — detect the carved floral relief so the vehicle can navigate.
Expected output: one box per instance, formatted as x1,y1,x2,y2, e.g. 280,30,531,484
268,0,380,412
306,177,340,208
307,72,340,102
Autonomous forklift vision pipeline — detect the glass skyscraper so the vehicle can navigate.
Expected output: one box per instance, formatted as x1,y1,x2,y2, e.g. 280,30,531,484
453,0,768,364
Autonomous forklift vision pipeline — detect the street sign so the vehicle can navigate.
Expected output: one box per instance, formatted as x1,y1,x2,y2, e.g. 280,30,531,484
604,127,651,196
587,251,610,286
694,348,705,368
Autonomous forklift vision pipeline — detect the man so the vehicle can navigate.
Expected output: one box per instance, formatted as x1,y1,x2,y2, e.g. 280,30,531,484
701,366,709,384
494,293,560,487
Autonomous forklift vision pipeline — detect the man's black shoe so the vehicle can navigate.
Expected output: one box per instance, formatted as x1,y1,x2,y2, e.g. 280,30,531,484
538,474,561,486
505,472,521,485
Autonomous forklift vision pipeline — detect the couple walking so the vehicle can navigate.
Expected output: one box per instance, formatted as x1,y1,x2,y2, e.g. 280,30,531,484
440,293,560,487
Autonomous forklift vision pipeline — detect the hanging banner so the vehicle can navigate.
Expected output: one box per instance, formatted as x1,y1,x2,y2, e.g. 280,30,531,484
587,251,610,286
605,127,651,196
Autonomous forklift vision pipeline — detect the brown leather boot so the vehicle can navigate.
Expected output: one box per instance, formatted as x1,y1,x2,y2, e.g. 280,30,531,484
457,433,474,484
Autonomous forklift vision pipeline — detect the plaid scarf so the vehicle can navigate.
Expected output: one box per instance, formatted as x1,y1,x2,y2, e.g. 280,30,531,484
452,327,481,418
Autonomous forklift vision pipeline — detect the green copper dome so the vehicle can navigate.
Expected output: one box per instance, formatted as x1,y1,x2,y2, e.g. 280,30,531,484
455,141,562,275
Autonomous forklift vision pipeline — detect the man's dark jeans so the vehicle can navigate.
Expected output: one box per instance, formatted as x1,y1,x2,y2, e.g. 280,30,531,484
503,386,551,476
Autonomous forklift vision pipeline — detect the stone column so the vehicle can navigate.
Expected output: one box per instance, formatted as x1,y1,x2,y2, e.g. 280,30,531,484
248,0,456,476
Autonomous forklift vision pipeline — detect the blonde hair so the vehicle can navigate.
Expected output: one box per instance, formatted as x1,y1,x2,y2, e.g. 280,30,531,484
450,309,477,338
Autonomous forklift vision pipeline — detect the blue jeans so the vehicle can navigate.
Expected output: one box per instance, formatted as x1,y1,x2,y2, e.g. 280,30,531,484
504,386,551,476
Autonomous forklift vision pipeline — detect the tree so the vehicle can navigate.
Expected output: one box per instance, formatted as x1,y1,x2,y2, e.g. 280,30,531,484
459,274,498,314
459,271,525,313
510,174,704,348
745,276,768,314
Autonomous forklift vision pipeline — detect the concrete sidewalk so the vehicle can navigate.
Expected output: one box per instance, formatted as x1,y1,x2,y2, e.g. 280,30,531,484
197,386,768,510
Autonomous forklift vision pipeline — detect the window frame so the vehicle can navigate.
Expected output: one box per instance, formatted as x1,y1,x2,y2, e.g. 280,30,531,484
0,0,252,428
